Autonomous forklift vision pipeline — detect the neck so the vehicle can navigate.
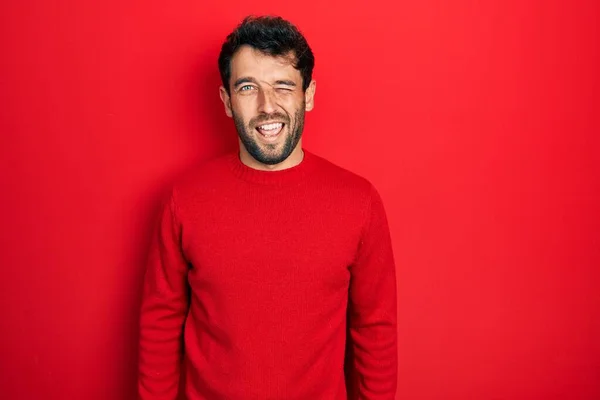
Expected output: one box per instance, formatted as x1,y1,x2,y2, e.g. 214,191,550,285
238,140,304,171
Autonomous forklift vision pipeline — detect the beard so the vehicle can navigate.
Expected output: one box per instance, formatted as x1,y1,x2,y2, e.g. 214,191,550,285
233,104,305,165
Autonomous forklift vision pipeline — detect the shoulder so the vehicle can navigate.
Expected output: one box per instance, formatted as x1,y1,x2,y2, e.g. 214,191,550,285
308,150,391,234
307,150,389,229
168,152,234,204
308,150,377,200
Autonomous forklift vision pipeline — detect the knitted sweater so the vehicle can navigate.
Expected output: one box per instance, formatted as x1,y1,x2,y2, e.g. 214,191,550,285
138,149,397,400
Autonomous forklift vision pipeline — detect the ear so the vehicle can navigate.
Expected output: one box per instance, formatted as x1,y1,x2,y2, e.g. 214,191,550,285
304,80,316,112
219,86,233,118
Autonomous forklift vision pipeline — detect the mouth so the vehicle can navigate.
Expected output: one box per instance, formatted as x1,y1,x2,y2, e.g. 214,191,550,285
255,122,285,142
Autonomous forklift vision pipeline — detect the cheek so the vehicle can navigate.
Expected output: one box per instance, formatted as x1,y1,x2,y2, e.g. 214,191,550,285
232,101,256,122
278,95,301,112
286,102,305,123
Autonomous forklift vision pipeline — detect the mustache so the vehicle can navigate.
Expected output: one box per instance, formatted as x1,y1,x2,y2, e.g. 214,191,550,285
250,113,289,127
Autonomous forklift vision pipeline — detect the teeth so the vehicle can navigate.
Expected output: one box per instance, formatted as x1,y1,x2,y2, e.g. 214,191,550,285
258,123,283,131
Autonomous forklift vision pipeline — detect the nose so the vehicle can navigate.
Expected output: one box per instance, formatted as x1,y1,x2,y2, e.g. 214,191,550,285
257,88,277,114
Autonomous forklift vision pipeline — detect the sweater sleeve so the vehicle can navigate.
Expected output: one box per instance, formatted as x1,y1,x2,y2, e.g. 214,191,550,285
138,189,190,400
347,184,398,399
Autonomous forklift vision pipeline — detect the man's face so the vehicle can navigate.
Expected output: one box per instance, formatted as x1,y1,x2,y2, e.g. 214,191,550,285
220,46,316,166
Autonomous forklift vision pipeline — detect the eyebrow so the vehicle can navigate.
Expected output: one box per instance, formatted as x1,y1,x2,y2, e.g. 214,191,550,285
274,80,296,87
233,77,258,87
233,77,297,88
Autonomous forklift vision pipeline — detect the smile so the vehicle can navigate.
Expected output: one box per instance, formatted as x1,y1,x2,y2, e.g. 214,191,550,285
256,122,285,139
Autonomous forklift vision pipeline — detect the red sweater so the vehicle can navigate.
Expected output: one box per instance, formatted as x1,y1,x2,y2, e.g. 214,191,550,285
138,149,397,400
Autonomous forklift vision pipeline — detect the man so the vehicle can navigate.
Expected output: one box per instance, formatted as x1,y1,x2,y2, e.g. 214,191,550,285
138,15,397,400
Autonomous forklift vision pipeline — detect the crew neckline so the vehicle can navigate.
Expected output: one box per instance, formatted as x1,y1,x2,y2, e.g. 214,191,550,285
228,148,318,186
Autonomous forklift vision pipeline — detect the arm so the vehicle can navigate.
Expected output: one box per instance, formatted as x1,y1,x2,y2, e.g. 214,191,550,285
138,189,190,400
347,184,398,399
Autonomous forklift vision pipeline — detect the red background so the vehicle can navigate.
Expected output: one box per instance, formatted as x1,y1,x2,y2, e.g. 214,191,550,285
1,1,598,399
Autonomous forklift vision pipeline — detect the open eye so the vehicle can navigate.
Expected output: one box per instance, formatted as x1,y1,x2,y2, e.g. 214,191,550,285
239,85,254,91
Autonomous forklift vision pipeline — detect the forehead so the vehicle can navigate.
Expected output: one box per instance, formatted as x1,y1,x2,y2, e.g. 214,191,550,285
229,45,301,84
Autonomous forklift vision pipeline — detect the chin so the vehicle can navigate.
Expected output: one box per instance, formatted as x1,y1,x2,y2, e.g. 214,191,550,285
254,152,289,165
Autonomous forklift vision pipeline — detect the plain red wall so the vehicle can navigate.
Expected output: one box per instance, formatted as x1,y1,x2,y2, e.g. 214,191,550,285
1,1,598,399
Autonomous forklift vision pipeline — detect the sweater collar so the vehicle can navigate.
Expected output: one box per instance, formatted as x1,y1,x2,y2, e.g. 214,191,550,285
228,148,318,186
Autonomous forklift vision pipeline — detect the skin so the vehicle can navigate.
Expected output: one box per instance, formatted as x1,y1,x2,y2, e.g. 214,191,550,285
219,45,316,171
